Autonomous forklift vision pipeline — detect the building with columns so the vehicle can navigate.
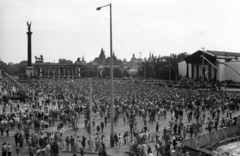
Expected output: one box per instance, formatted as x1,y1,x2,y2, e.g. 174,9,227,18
33,56,82,78
178,50,240,82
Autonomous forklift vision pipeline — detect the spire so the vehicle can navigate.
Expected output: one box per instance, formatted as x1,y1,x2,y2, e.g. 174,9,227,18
82,55,85,62
99,48,106,60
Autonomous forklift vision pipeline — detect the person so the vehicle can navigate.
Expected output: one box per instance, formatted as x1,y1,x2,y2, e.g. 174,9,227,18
65,136,70,151
172,137,177,150
51,141,59,156
96,125,100,134
5,126,9,137
46,143,51,156
2,142,7,156
73,151,77,156
0,124,4,136
28,145,34,156
18,135,24,148
15,145,20,156
14,132,19,146
147,145,152,155
102,149,107,156
70,136,75,151
80,147,84,156
100,121,104,133
156,122,159,132
82,136,86,150
7,143,12,156
114,133,118,147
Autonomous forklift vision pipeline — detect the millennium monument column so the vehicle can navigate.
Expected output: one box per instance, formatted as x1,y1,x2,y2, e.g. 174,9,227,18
26,21,34,76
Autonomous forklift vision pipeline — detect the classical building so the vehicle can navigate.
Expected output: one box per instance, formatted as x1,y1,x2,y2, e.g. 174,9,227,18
178,50,240,82
33,55,82,78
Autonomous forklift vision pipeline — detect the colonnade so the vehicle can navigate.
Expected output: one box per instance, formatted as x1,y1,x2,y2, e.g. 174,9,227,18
186,63,217,81
36,66,81,78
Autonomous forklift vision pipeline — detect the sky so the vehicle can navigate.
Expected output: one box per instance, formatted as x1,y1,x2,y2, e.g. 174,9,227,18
0,0,240,64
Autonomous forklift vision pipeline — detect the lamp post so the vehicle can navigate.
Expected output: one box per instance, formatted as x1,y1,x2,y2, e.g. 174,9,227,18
202,47,205,81
139,52,142,80
96,3,114,139
168,64,171,81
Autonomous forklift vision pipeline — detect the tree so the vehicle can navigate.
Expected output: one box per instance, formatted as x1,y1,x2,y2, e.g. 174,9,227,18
58,59,73,64
122,70,129,77
113,67,122,78
80,65,95,78
102,67,110,78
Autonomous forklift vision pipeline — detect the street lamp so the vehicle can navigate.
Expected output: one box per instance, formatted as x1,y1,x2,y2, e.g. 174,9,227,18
202,47,205,81
96,3,114,140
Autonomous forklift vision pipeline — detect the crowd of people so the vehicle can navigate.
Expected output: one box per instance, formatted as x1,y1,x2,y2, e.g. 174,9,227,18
1,76,240,156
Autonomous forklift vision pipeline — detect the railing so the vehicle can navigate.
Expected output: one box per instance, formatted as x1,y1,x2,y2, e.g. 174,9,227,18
181,125,240,155
3,72,27,92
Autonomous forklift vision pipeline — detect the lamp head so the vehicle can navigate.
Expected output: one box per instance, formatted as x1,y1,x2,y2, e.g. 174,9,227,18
96,7,101,10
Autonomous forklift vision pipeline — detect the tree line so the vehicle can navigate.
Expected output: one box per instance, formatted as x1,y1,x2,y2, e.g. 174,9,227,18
0,52,189,80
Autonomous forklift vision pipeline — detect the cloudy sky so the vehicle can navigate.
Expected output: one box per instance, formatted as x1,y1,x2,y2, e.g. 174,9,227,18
1,0,240,63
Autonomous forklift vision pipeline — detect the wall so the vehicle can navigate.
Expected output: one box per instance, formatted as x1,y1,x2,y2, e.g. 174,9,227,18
216,59,226,81
178,61,187,77
225,61,240,82
193,64,197,78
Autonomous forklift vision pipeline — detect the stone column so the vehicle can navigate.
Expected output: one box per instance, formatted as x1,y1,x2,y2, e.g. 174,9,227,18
192,64,194,79
68,67,70,78
63,68,65,78
53,68,55,79
26,23,34,76
48,68,49,78
58,68,60,78
78,67,81,77
75,67,77,77
72,67,74,79
186,63,189,78
196,64,199,80
40,68,42,77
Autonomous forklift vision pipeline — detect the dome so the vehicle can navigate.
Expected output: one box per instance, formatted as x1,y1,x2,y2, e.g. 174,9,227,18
98,65,104,70
128,68,138,75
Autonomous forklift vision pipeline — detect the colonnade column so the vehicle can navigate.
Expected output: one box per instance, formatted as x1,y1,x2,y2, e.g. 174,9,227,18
78,67,81,77
196,64,199,80
53,68,55,79
68,67,70,78
71,67,74,79
40,68,42,77
75,67,77,78
58,68,60,78
47,68,49,78
192,64,194,79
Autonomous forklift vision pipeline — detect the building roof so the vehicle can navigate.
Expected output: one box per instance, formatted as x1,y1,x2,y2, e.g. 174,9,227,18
184,50,240,64
206,50,240,58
